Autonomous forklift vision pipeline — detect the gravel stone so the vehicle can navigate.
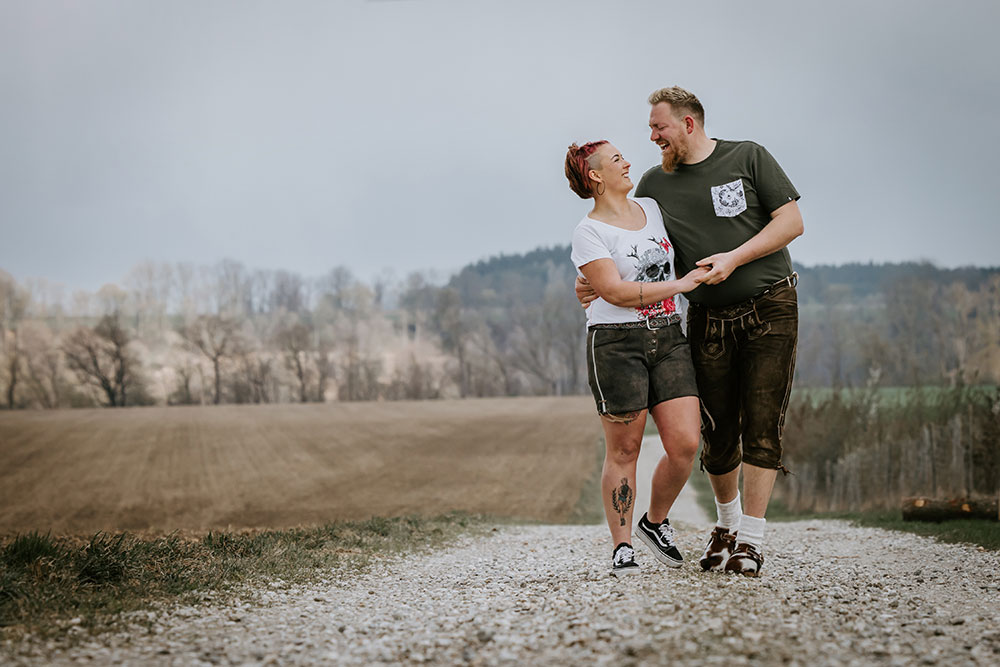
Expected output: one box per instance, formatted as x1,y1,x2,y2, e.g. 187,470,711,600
4,519,1000,665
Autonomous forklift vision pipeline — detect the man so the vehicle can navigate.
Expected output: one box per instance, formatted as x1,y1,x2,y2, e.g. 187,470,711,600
576,86,803,576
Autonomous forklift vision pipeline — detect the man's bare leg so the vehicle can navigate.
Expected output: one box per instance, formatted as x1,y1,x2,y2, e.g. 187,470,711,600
722,463,777,577
707,467,740,505
742,463,778,518
708,463,777,516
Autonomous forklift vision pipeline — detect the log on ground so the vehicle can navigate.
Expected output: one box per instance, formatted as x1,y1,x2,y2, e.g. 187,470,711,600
901,495,999,522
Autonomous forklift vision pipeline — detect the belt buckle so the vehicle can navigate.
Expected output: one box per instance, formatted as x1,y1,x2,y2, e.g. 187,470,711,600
644,317,662,331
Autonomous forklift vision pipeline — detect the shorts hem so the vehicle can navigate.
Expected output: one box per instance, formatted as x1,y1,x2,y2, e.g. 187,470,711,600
741,457,790,474
701,458,741,476
594,403,648,417
648,392,699,410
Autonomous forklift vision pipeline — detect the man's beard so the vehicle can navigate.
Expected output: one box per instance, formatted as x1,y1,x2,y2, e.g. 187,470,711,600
659,140,687,173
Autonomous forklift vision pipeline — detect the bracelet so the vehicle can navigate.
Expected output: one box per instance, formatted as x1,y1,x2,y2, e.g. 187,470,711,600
639,283,644,308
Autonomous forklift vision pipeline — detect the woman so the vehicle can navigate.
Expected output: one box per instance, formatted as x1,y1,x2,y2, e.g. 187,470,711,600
566,140,704,575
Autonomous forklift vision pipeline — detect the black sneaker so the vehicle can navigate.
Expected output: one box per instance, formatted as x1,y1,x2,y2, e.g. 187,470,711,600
634,513,683,567
610,542,639,575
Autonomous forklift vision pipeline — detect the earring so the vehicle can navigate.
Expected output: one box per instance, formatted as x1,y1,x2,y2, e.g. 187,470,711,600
596,182,605,196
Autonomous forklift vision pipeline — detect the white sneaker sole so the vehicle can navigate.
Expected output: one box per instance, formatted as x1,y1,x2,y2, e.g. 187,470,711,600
634,528,683,568
610,565,640,576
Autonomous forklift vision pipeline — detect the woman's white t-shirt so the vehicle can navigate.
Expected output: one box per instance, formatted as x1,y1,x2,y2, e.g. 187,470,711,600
571,197,680,326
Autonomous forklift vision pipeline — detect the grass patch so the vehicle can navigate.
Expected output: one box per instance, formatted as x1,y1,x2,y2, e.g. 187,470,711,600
766,498,1000,551
0,513,486,641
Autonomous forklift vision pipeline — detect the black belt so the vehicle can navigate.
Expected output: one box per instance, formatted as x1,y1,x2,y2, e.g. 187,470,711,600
589,313,682,331
757,271,798,298
690,272,798,314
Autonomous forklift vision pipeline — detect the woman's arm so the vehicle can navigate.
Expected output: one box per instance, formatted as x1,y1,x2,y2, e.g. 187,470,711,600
579,259,707,308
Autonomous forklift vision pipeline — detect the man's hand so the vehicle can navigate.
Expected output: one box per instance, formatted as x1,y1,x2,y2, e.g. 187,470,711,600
676,266,711,292
575,275,597,308
695,251,740,285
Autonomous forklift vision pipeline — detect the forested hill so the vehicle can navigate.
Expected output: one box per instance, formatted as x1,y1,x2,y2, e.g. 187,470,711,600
448,246,575,308
449,244,999,307
793,262,1000,304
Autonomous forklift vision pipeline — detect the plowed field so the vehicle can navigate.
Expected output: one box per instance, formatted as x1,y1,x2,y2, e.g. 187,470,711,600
0,397,601,534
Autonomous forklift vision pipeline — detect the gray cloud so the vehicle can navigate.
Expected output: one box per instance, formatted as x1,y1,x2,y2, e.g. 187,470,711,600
1,0,997,292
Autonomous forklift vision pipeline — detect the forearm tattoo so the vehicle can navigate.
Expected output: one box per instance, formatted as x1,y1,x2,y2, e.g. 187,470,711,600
611,477,634,526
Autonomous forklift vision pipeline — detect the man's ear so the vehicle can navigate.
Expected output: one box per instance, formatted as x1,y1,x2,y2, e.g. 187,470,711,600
685,116,695,133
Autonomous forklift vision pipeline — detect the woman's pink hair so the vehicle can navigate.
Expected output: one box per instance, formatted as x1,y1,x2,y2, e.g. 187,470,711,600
564,140,608,199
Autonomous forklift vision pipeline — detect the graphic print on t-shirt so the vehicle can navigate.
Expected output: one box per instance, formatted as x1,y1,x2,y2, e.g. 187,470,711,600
628,237,677,320
711,179,747,217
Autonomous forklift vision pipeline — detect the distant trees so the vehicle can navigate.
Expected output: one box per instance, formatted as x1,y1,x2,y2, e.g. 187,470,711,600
181,315,238,405
0,256,998,410
0,269,29,408
62,313,146,407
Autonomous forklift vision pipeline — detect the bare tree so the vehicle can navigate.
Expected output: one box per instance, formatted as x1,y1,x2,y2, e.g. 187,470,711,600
315,336,335,402
62,313,142,407
182,315,238,404
3,331,20,409
211,259,253,317
434,287,470,396
0,270,29,408
275,320,314,403
234,347,274,404
168,361,201,405
125,261,174,338
21,321,65,408
269,270,308,315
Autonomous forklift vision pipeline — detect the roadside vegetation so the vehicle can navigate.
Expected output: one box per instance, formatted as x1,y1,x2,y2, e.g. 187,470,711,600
688,408,1000,551
778,385,999,513
0,514,488,641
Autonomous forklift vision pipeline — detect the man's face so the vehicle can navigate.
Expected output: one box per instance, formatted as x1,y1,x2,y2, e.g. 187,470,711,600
649,103,690,173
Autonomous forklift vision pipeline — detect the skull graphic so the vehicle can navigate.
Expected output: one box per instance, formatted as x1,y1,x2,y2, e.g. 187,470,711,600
628,238,671,284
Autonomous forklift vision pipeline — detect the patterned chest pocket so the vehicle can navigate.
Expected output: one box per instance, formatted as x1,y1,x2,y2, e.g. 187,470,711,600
711,179,747,217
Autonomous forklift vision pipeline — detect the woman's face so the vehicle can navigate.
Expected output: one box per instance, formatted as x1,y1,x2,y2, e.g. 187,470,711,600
589,143,632,194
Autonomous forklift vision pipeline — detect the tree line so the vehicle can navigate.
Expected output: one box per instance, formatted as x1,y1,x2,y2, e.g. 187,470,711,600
1,254,998,410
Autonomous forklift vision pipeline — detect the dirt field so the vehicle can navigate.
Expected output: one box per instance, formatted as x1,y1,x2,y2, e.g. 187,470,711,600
0,397,602,535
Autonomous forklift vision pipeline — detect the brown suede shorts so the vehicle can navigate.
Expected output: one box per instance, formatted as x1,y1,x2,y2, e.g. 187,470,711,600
687,281,799,475
586,320,699,417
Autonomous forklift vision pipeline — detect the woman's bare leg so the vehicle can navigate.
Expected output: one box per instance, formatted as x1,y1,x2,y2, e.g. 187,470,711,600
646,396,701,523
599,409,647,546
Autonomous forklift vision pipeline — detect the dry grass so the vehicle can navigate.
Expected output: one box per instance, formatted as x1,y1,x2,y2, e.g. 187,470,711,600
0,397,603,535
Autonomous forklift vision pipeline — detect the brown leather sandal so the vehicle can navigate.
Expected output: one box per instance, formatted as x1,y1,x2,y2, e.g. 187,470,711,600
699,526,737,571
724,542,764,577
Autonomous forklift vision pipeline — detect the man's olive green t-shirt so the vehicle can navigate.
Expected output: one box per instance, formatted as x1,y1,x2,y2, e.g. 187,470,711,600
635,139,799,307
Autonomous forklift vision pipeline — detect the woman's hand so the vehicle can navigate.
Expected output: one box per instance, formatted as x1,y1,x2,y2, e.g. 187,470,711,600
675,266,711,293
575,275,597,308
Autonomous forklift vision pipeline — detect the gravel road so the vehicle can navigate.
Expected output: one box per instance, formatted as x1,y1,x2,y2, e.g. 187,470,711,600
7,510,1000,665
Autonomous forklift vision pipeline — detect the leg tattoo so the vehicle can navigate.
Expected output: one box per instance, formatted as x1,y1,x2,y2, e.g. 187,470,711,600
611,478,634,526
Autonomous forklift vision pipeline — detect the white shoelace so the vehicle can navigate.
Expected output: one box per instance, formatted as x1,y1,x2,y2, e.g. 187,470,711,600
614,546,635,564
657,523,677,546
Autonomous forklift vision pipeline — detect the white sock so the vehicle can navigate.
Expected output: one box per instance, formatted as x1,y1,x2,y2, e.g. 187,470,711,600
738,515,765,550
715,492,742,532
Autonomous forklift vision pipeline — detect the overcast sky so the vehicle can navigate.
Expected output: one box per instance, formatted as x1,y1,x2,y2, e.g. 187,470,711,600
1,0,998,292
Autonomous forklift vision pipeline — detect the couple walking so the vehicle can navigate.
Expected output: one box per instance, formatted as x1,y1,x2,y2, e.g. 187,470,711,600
566,86,803,577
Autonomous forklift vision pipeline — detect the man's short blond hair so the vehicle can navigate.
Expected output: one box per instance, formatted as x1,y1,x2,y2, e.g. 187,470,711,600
648,86,705,126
